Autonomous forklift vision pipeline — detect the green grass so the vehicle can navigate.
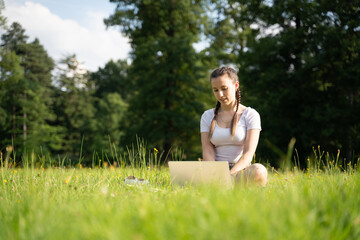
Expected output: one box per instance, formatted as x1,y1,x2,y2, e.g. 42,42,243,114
1,165,360,240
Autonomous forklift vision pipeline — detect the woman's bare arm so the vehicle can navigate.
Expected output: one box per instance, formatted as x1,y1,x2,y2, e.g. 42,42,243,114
201,132,215,161
230,129,260,175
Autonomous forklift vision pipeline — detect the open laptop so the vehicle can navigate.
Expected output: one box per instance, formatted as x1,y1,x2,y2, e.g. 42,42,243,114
168,161,233,187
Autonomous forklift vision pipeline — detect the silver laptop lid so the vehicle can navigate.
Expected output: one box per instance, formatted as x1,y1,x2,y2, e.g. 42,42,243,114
168,161,232,187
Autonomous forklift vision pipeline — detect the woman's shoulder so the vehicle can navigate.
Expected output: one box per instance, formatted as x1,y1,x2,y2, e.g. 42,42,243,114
240,106,260,120
202,108,215,115
244,107,260,116
242,107,261,127
201,108,215,119
242,107,261,129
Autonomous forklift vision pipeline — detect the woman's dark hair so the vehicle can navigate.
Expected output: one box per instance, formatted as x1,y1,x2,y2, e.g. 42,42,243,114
208,66,241,139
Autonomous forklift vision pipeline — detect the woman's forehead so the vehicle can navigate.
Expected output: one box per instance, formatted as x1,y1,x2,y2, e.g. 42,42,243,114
211,75,234,87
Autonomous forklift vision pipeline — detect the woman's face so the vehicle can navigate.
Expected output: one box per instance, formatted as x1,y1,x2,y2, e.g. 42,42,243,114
211,75,238,108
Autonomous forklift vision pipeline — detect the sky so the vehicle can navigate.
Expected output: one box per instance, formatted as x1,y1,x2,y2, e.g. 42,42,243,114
3,0,131,71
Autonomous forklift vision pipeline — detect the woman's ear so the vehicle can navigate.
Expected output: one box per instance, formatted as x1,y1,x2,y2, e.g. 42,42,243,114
235,81,239,90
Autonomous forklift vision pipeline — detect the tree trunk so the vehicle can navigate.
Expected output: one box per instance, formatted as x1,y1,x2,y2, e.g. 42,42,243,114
163,0,176,161
12,104,16,141
23,113,27,145
23,93,27,147
347,90,354,162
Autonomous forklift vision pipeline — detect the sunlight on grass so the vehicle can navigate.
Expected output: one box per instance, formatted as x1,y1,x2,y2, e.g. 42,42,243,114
1,143,360,239
0,165,360,239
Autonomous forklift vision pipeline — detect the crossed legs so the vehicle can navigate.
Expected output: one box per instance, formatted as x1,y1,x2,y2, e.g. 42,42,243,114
233,163,268,187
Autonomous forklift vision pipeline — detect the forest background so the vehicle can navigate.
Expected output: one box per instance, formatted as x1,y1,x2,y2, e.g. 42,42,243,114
0,0,359,168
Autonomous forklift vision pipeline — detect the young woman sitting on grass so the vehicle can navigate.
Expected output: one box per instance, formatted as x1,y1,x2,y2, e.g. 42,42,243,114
200,66,267,186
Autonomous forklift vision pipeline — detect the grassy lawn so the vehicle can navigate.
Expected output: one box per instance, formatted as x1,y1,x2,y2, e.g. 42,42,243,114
1,165,359,240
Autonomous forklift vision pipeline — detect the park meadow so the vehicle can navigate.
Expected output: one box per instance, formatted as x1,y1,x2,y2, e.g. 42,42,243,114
1,146,360,240
1,0,359,239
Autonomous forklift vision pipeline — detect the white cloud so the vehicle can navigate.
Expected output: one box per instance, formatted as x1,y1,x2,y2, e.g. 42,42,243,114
3,1,130,71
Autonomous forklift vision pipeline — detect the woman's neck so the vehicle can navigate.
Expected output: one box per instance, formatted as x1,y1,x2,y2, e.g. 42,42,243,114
220,103,237,112
220,103,246,113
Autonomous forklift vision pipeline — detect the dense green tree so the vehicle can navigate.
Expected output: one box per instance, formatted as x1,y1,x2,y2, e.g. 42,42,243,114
1,22,59,156
0,22,28,153
201,0,257,67
54,54,95,158
88,59,129,156
0,49,23,149
21,38,62,152
105,0,209,158
234,0,360,165
1,22,28,53
90,59,130,100
0,0,6,28
89,92,127,154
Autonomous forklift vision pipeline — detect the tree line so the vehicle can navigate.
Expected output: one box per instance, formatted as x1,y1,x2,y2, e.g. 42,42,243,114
0,0,359,167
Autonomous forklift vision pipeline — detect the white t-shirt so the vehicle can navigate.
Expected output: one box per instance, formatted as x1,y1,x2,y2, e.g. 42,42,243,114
200,107,261,163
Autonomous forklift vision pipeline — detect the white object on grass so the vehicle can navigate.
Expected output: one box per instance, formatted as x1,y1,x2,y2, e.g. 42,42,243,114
124,176,149,186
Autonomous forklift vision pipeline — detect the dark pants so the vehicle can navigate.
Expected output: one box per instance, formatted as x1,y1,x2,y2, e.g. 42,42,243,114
229,162,235,170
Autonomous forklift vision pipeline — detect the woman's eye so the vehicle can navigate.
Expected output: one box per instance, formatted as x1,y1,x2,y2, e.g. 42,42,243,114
213,89,218,92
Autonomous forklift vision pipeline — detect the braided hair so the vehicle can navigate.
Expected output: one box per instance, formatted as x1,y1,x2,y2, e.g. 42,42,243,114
208,67,241,140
